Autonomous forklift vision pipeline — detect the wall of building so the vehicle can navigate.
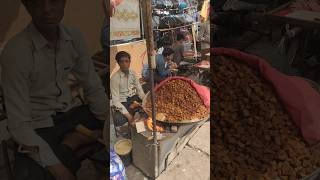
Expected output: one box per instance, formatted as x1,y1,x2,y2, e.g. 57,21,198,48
110,40,147,79
0,0,105,55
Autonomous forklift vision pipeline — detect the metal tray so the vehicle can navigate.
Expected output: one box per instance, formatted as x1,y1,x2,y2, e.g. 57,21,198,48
142,92,209,124
302,168,320,180
266,1,320,29
302,80,320,179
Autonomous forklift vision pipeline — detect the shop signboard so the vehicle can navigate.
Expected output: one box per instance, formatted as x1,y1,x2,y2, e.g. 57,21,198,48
110,0,141,41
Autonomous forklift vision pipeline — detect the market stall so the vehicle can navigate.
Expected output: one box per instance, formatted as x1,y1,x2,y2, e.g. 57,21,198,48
110,1,211,179
148,0,211,85
131,77,210,178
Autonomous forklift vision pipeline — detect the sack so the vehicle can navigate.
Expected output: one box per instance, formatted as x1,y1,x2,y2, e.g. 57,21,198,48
110,147,126,180
156,0,173,9
175,13,193,25
159,16,179,29
184,13,194,23
171,0,180,9
153,16,160,29
212,47,320,144
152,0,157,6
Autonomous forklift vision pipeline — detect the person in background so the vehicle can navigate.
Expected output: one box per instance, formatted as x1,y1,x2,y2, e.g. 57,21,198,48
173,33,185,65
0,0,107,179
142,47,177,84
157,39,173,55
197,0,210,55
110,51,146,129
197,17,210,56
173,33,195,65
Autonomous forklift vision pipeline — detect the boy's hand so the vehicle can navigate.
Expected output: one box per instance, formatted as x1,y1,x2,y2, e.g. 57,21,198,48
129,101,140,109
169,62,178,69
124,113,133,123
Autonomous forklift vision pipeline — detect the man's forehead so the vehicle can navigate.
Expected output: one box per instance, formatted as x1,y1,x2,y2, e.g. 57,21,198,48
119,57,130,61
119,59,130,63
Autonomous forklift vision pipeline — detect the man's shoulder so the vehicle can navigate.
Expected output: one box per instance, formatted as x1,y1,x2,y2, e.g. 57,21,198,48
156,54,164,61
130,70,140,80
3,29,31,51
156,54,165,66
1,29,32,62
60,24,88,54
129,70,137,75
110,70,121,81
60,24,84,41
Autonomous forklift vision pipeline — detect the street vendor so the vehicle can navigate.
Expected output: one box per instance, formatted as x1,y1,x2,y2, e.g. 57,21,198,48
0,0,107,179
110,51,146,127
142,47,178,84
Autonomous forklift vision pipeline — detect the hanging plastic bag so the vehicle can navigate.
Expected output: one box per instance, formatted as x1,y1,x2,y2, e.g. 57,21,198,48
110,147,126,180
152,16,160,29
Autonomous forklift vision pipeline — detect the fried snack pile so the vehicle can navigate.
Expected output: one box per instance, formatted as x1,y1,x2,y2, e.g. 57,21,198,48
146,79,209,122
212,56,320,179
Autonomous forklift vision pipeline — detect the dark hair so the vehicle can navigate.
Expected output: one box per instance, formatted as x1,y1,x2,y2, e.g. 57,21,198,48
162,48,174,57
162,40,172,47
115,51,131,62
177,33,185,41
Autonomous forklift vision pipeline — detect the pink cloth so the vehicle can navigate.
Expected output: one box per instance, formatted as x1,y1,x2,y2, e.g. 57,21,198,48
154,76,210,108
212,48,320,144
194,60,210,69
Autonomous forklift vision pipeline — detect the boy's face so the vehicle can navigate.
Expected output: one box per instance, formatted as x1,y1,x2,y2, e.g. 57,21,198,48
165,54,174,62
24,0,66,30
118,57,131,74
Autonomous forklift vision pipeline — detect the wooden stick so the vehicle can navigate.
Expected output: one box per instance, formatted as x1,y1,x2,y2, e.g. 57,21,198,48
154,22,200,32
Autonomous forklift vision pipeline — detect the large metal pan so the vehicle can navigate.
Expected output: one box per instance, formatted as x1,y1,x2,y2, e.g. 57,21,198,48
142,92,209,124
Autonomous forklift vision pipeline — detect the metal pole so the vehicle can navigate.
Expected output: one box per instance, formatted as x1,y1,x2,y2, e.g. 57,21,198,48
142,0,158,177
192,23,198,59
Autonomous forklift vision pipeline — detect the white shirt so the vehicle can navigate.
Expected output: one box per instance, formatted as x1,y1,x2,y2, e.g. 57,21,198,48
110,69,145,114
0,22,107,167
